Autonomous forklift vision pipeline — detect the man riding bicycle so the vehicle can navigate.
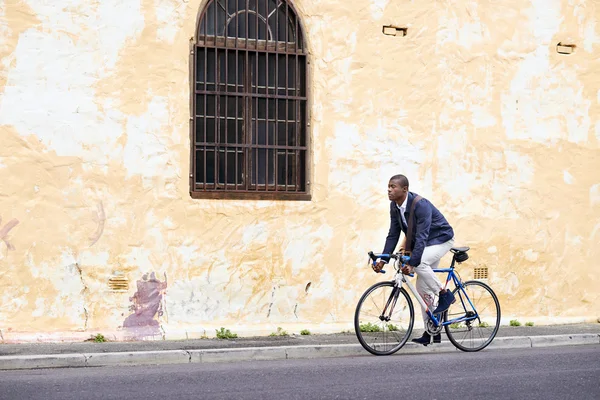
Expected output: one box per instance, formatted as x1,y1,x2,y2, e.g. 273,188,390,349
372,174,456,346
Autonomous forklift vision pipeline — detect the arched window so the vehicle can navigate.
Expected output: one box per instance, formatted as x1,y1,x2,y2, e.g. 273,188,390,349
191,0,309,200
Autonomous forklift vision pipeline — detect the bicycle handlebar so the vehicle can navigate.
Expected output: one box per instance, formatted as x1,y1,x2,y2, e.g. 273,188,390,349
367,251,413,276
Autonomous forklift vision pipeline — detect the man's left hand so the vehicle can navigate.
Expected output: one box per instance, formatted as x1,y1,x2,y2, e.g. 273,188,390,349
401,265,414,275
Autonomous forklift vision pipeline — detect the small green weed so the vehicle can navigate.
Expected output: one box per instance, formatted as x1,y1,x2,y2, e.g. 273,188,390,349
478,322,490,328
510,319,521,327
216,327,238,339
450,323,464,329
386,324,399,331
359,322,381,332
269,327,289,337
525,321,534,327
92,333,107,343
300,329,311,335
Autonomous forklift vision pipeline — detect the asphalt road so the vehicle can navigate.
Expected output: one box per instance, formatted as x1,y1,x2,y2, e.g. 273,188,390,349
1,345,599,400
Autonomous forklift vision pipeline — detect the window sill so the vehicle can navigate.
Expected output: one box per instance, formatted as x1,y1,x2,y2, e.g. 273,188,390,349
190,191,312,201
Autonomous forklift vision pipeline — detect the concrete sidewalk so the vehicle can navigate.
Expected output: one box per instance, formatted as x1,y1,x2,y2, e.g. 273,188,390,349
1,323,599,370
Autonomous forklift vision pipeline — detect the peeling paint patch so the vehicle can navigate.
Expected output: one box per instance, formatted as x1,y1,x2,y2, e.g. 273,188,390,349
369,0,389,20
242,222,269,246
32,298,45,318
154,0,186,43
590,184,600,207
283,222,333,275
123,96,178,179
23,0,145,70
0,29,124,161
524,249,539,262
437,1,489,49
563,170,574,185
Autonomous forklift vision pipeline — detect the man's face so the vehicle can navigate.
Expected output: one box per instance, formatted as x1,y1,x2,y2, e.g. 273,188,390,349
388,179,408,203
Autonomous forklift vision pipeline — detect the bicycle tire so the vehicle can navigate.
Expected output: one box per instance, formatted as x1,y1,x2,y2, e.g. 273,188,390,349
444,280,501,352
354,281,414,356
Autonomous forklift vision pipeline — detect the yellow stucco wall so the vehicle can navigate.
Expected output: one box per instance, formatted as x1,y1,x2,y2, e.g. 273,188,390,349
0,0,599,342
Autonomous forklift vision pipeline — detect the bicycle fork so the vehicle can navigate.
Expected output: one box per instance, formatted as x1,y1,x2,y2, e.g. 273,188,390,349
379,285,400,322
394,274,444,327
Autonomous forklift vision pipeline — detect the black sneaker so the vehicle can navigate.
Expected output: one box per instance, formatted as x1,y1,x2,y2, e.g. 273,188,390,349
433,289,456,314
411,332,441,346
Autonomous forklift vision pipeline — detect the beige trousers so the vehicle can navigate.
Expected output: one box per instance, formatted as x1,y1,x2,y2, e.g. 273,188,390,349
413,238,455,327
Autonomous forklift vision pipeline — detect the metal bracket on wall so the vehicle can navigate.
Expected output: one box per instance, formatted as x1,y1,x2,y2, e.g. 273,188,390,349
382,25,408,37
556,42,576,54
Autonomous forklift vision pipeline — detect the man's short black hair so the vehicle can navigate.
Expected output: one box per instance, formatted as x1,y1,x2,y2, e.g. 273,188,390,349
390,174,409,188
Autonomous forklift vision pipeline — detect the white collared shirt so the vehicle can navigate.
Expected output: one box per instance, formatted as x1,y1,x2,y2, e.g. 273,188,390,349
396,196,408,228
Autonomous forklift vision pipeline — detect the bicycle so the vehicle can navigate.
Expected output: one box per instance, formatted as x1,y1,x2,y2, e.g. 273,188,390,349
354,247,501,355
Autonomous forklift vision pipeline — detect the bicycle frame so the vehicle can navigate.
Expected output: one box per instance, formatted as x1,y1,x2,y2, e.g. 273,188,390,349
392,264,479,328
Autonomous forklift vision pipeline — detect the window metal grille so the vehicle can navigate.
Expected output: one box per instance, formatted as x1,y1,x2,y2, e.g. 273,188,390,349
191,0,309,200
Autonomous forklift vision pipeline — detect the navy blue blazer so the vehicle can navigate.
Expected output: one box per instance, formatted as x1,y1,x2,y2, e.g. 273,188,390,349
382,192,454,267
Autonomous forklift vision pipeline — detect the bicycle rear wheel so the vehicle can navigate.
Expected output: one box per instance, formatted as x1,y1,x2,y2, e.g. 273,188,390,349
354,281,414,356
444,280,501,352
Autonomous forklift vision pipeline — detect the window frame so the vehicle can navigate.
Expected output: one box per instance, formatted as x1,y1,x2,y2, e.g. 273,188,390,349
189,0,311,201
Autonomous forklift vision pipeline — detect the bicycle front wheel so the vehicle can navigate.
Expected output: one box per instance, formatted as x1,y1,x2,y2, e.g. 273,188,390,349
354,281,414,356
444,280,501,352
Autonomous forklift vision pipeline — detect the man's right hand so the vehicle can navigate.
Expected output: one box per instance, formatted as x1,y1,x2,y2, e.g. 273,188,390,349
372,260,386,273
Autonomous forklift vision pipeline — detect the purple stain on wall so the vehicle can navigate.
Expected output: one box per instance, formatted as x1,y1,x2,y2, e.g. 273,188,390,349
123,272,167,339
0,217,19,250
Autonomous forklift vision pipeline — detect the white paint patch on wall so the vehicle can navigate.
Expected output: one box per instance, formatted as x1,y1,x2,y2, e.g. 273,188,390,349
242,222,269,246
438,146,534,219
590,183,600,206
123,96,179,179
502,0,592,145
154,0,187,43
523,249,539,262
369,0,389,20
0,1,151,170
167,278,222,323
0,0,9,54
328,121,425,207
563,170,574,184
436,1,489,49
23,0,144,71
32,298,47,318
125,247,156,272
570,0,600,53
0,30,123,162
0,292,28,322
283,222,333,275
502,59,591,145
79,251,111,267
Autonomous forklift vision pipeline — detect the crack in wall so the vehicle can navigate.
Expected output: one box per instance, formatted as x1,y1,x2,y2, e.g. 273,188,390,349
294,303,298,319
73,262,90,331
266,285,277,318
